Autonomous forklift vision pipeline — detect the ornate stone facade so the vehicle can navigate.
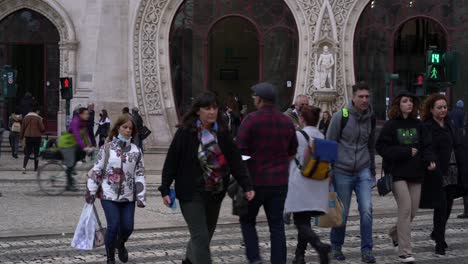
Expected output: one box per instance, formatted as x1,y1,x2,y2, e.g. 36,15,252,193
132,0,366,146
0,0,368,147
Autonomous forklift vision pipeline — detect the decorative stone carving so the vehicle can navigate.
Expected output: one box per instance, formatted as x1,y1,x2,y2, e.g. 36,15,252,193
133,0,362,143
313,44,335,90
133,0,168,116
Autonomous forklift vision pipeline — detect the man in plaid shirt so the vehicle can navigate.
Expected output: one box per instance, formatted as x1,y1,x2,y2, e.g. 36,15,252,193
237,82,298,264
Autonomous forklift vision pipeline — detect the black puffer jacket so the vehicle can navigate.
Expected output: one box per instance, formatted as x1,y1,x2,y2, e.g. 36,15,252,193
376,117,433,182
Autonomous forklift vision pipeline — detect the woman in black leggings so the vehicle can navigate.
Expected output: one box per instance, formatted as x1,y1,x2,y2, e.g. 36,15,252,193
21,105,44,173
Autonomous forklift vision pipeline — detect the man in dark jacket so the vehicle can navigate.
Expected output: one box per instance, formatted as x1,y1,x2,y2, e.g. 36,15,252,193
237,82,298,264
132,107,144,151
87,103,96,146
450,100,465,129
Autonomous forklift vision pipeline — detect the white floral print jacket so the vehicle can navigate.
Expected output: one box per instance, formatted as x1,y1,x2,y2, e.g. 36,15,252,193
87,137,146,207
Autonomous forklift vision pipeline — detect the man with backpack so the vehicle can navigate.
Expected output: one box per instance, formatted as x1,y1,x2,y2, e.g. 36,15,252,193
326,81,377,263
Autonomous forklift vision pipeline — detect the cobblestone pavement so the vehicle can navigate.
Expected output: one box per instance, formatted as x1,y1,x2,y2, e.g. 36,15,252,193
1,209,468,263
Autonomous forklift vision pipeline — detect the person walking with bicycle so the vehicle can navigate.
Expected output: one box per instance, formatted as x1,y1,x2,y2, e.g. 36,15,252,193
63,107,92,191
86,114,146,264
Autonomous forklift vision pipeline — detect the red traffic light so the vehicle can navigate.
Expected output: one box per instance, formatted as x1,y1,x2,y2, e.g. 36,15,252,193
417,74,424,85
60,77,72,89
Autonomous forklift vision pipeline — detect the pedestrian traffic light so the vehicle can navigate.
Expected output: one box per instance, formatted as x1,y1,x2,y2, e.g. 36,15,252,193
426,49,445,82
1,65,18,98
60,77,73,99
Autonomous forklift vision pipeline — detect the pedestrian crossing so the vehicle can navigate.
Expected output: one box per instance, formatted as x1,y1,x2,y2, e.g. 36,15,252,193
1,209,467,263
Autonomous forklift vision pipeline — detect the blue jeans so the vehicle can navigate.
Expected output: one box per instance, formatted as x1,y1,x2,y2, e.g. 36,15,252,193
330,168,374,253
240,186,287,264
101,200,136,250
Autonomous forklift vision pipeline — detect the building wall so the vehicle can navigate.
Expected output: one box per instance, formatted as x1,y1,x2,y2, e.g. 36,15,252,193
0,0,376,147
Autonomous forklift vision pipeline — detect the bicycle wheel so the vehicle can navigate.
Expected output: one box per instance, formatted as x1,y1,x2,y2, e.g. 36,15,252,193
37,162,67,195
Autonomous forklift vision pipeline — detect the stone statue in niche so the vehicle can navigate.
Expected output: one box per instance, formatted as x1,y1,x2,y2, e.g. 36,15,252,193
314,45,335,89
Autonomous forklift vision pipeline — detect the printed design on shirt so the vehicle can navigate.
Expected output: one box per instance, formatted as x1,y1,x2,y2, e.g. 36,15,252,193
396,128,418,145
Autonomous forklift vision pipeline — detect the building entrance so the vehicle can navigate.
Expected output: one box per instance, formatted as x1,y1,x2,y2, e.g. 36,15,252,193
0,9,60,133
170,0,298,117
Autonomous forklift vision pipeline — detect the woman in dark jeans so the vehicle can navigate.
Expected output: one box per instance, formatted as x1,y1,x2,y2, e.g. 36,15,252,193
159,92,255,264
87,114,146,264
419,93,468,256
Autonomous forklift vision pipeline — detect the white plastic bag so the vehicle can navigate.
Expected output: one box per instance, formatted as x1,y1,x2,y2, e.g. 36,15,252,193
71,203,97,250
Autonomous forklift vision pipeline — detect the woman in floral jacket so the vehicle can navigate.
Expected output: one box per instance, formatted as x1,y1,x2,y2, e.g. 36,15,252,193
86,114,145,264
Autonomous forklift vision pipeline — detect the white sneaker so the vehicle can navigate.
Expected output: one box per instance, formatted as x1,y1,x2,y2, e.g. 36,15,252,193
399,255,415,263
22,168,26,174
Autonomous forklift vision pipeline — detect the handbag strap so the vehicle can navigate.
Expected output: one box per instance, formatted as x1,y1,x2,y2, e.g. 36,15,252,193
93,204,103,229
294,130,310,169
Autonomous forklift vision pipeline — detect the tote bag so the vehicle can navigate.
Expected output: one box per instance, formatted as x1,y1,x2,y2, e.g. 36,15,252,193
314,192,345,228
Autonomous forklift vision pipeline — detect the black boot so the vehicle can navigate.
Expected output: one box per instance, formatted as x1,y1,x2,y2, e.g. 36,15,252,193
298,225,331,264
65,168,78,191
292,233,307,264
106,246,116,264
117,238,129,263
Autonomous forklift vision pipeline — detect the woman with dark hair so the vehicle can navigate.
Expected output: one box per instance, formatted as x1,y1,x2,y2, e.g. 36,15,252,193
376,90,435,262
86,114,146,264
419,93,468,256
96,109,111,147
318,110,331,137
284,105,331,264
159,92,255,264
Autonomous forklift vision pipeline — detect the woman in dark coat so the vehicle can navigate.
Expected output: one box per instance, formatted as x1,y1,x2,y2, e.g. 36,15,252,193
420,93,468,256
159,92,255,264
376,90,435,262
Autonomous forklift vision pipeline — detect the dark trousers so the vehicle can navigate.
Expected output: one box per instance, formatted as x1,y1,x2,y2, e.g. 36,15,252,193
87,126,96,146
433,186,456,245
23,137,41,170
9,132,20,157
240,185,287,264
179,191,223,264
463,195,468,215
293,211,324,256
101,200,135,258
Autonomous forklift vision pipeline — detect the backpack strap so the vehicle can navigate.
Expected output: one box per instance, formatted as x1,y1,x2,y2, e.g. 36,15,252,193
339,108,349,141
294,130,310,169
339,107,376,140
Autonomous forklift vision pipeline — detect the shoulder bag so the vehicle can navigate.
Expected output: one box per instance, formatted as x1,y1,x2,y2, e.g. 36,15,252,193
377,163,393,196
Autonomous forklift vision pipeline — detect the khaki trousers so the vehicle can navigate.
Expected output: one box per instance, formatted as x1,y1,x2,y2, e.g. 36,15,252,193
388,181,421,256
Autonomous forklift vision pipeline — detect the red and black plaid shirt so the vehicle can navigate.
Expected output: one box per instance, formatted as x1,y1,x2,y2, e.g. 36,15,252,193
236,105,298,186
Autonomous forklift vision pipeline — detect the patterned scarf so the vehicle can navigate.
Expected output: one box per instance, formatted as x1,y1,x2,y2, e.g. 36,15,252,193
197,120,227,193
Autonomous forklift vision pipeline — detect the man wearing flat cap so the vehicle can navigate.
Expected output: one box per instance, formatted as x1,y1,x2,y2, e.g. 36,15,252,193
236,82,298,264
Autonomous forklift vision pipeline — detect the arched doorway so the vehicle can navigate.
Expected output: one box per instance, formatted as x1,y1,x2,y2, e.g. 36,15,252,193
353,1,468,120
169,0,298,116
209,16,259,111
0,8,60,132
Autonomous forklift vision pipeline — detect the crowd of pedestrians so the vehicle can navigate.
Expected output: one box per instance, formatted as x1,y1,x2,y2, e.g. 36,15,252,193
1,83,468,264
154,82,467,264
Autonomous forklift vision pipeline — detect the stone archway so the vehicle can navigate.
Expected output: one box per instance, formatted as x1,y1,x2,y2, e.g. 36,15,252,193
132,0,312,146
0,0,78,133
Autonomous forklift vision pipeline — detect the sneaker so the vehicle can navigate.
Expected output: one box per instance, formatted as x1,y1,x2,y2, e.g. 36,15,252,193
333,249,346,261
399,255,415,263
361,252,376,263
22,168,26,174
65,185,79,192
